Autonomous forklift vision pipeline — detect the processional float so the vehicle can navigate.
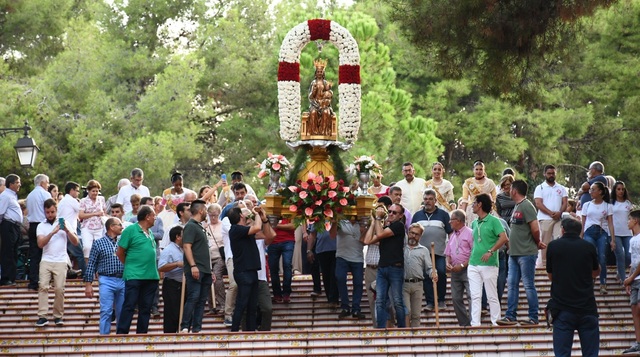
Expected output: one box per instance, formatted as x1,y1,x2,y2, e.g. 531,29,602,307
263,19,375,230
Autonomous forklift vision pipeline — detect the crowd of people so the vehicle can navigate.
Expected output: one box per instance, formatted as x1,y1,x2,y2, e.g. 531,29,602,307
0,159,637,355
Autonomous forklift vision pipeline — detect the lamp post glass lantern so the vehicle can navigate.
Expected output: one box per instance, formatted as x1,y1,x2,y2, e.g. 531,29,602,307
0,121,39,168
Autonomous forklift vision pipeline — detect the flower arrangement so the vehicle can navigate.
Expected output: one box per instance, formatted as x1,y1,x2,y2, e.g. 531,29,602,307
350,155,382,176
278,19,361,142
257,153,291,178
284,171,355,232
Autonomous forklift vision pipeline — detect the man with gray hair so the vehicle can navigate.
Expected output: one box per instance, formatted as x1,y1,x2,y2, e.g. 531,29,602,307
106,178,130,215
445,209,474,326
26,174,52,290
411,189,453,311
116,169,150,213
579,161,607,208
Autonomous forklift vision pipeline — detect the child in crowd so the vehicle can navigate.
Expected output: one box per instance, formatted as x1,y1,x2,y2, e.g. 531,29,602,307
622,210,640,354
123,194,141,223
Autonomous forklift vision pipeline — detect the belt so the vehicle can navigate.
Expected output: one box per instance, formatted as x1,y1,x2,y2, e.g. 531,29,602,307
392,262,404,268
102,273,123,278
2,218,21,227
366,264,378,269
404,278,423,283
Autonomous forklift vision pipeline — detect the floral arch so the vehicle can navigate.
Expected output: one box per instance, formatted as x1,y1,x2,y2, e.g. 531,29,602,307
277,19,361,143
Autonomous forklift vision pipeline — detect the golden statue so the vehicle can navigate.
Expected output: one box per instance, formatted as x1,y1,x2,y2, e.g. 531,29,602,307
307,59,336,137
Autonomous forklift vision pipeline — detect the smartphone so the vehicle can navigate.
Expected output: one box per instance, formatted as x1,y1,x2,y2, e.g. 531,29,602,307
58,217,65,229
221,173,226,181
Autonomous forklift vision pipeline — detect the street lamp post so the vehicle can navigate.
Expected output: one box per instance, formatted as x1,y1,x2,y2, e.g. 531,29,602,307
0,121,39,168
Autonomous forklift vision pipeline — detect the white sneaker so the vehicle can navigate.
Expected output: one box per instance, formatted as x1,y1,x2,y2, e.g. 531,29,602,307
180,328,189,333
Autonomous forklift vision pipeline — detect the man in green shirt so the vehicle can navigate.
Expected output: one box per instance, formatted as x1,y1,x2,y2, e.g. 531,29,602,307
468,193,508,327
115,205,160,334
180,200,212,333
498,180,546,326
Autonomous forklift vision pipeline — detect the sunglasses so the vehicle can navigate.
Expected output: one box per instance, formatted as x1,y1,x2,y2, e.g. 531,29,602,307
388,210,401,215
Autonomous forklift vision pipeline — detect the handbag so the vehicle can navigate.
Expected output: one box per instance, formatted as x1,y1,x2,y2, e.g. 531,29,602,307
206,225,225,261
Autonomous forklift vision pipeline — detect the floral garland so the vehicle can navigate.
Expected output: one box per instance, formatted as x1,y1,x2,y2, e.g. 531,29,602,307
349,155,382,176
256,152,291,178
278,19,361,143
284,171,355,233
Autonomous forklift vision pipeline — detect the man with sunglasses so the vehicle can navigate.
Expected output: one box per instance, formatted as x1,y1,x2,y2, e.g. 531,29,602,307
365,203,407,328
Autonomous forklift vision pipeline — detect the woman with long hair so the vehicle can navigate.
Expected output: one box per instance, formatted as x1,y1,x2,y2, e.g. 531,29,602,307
495,174,515,222
79,180,106,264
162,172,196,212
581,181,615,293
48,184,59,203
459,160,497,226
611,181,633,283
425,162,455,213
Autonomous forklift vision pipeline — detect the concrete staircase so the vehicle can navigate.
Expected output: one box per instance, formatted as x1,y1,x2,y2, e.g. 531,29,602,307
0,268,634,356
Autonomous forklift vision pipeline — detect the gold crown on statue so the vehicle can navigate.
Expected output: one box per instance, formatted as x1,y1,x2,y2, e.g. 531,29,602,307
314,58,328,71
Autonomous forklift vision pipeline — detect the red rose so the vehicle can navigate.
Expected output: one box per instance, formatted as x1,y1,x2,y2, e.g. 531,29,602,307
336,207,343,213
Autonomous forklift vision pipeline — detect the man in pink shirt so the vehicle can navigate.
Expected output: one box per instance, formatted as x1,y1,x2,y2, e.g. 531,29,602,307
445,209,474,326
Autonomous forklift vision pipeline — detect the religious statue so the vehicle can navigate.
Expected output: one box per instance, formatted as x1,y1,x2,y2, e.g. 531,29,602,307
307,58,335,136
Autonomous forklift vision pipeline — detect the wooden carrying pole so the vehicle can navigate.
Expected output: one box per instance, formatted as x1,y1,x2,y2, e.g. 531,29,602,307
431,242,440,328
178,273,186,332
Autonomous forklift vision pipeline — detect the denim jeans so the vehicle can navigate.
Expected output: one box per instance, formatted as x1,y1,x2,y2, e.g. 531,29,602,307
375,266,405,328
180,270,212,332
267,240,294,297
67,235,86,273
98,275,125,334
614,235,632,280
583,225,608,285
505,255,538,321
335,257,364,313
116,279,158,334
232,270,259,331
552,310,599,357
423,255,446,306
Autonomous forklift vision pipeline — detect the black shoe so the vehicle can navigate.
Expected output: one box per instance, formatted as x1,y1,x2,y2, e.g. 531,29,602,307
27,284,38,291
352,311,366,320
35,318,49,327
54,318,64,325
111,311,116,322
0,280,16,286
338,310,350,319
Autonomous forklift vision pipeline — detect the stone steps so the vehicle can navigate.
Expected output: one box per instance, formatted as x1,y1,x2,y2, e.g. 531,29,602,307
0,267,635,356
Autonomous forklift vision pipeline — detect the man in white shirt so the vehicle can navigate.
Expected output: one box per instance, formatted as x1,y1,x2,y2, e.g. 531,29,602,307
116,168,151,213
35,198,80,326
534,165,568,266
394,162,426,214
26,174,52,290
58,181,84,274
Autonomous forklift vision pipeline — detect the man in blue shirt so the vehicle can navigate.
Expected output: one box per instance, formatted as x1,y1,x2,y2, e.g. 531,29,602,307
84,217,125,334
0,174,23,286
158,226,184,333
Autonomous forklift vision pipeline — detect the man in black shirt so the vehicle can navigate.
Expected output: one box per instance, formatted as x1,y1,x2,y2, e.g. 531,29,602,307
546,218,600,357
228,205,264,332
365,203,406,328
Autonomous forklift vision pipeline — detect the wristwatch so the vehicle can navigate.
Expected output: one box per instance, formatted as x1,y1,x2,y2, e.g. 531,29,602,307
306,250,312,254
487,249,493,254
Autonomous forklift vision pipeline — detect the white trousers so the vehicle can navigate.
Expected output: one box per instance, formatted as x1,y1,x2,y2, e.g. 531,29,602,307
468,264,500,326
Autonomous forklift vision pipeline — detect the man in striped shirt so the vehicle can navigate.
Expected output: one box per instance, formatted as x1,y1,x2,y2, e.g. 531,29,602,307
84,217,125,335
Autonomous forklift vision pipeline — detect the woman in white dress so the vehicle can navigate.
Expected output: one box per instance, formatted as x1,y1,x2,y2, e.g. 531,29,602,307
424,162,455,213
459,160,497,226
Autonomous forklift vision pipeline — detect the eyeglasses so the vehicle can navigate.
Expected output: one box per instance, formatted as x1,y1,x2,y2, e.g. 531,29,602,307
388,210,401,215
